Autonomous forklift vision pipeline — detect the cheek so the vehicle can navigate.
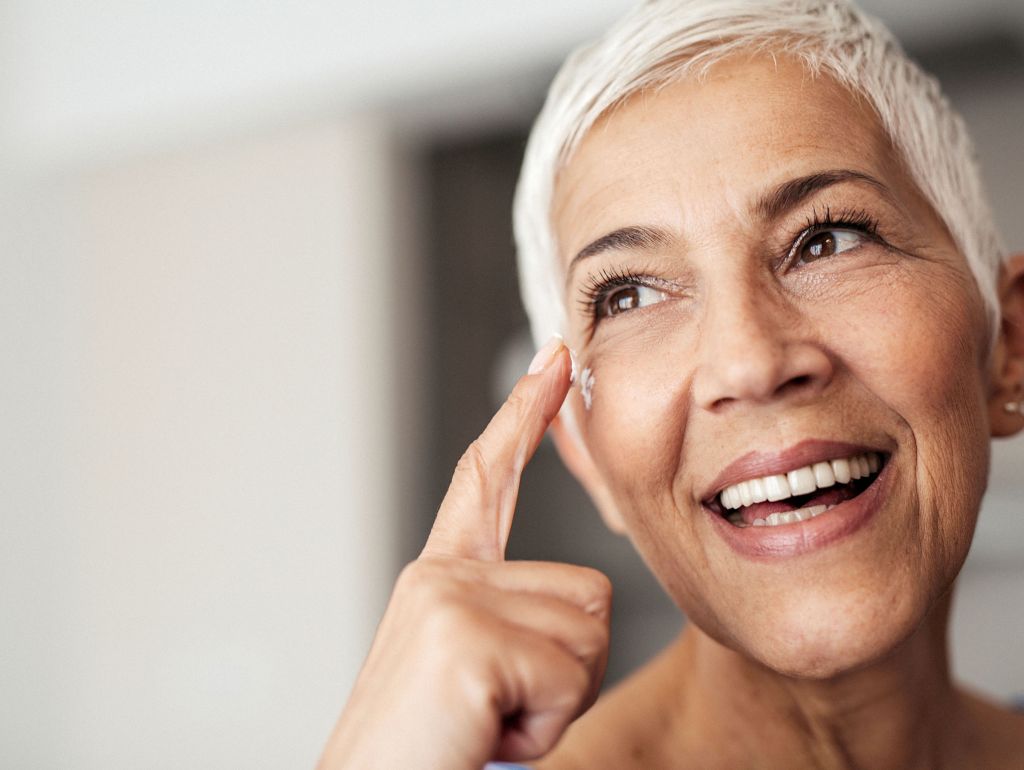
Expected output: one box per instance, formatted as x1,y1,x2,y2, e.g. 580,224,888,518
826,264,991,563
575,341,690,512
853,265,988,451
573,340,719,613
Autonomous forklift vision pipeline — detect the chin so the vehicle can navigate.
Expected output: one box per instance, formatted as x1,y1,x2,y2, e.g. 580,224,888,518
721,582,933,680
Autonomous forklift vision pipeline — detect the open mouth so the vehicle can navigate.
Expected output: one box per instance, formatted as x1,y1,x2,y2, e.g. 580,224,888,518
706,452,887,528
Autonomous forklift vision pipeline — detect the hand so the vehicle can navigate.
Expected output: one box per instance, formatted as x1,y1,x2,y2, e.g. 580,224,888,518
317,338,612,770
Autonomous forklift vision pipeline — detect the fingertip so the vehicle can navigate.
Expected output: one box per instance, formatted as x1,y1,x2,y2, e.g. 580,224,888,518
538,347,573,416
527,335,566,376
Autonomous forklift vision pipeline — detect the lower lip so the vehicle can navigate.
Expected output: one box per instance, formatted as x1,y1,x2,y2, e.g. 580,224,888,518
705,460,892,560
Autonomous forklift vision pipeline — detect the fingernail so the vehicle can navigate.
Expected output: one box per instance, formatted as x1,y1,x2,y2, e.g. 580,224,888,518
528,335,564,375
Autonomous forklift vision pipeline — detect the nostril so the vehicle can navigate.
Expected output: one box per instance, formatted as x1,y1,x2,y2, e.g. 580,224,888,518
710,395,736,411
776,374,813,397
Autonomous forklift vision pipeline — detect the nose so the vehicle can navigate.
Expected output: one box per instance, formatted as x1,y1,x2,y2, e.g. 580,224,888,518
692,276,834,412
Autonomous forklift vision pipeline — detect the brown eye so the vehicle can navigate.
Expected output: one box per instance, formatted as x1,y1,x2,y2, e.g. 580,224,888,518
796,229,865,266
608,286,639,315
802,231,836,261
599,285,667,318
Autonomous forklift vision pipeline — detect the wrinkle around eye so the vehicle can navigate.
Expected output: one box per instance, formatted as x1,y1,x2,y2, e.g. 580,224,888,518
582,289,698,351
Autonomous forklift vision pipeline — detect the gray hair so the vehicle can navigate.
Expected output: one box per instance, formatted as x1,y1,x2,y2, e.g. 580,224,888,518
514,0,1006,349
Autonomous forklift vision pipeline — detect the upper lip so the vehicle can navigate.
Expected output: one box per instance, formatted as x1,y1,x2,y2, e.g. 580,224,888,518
700,438,889,504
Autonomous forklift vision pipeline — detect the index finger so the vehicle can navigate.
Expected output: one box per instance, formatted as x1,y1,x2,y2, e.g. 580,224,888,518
422,337,573,561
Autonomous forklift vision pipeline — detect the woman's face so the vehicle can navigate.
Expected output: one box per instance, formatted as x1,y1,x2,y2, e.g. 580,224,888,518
552,55,995,677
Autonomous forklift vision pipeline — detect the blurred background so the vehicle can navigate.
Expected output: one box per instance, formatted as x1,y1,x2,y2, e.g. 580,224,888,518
2,1,1023,767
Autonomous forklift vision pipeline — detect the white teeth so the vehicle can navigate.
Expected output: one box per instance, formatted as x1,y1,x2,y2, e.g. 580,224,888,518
868,453,880,473
764,474,791,502
752,503,835,528
786,466,817,496
725,486,740,509
749,477,767,503
848,459,860,480
738,481,753,507
831,457,852,484
717,452,882,510
812,461,835,488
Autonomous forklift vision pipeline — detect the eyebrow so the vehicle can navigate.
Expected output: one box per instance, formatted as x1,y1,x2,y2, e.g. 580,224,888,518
569,224,674,270
754,169,887,222
565,168,889,282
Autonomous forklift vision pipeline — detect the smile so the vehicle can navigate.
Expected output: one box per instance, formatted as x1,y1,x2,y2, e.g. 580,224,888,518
709,451,887,528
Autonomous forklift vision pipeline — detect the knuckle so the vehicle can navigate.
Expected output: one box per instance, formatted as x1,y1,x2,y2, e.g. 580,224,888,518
562,658,593,711
503,388,530,416
572,613,609,662
396,559,494,635
576,568,613,614
395,558,434,591
454,440,491,486
396,559,455,604
422,596,474,635
586,610,611,646
533,652,590,723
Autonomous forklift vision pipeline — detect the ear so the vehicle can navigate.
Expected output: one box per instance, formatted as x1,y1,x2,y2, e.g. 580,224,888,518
989,253,1024,438
549,413,628,534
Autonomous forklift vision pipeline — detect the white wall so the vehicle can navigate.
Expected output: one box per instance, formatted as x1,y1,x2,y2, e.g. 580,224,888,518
0,0,639,171
0,117,412,768
4,0,1022,172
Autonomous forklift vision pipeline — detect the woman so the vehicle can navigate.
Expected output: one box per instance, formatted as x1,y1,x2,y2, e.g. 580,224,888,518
319,1,1024,767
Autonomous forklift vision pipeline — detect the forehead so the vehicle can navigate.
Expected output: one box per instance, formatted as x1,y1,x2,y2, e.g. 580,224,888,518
551,54,901,264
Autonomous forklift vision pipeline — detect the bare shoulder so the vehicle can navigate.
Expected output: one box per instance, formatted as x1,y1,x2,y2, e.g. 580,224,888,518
959,687,1024,766
533,645,688,770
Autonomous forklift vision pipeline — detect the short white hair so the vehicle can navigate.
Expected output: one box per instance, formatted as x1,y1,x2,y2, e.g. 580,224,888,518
514,0,1006,349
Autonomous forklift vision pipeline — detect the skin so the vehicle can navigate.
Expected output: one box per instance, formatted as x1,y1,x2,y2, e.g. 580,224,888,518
318,55,1024,770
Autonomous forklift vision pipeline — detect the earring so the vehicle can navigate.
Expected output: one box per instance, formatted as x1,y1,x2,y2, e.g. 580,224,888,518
1006,387,1024,414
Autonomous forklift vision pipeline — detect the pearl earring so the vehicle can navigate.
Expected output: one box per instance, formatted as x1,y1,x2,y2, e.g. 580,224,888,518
1006,386,1024,413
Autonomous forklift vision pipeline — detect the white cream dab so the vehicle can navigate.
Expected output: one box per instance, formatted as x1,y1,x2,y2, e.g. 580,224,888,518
567,347,595,410
580,367,596,410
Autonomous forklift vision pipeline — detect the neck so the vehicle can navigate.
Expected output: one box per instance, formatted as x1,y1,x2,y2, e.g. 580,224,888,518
663,590,974,770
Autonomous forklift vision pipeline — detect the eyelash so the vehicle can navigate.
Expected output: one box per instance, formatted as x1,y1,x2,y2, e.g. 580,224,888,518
784,206,880,268
576,266,672,335
577,206,882,333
